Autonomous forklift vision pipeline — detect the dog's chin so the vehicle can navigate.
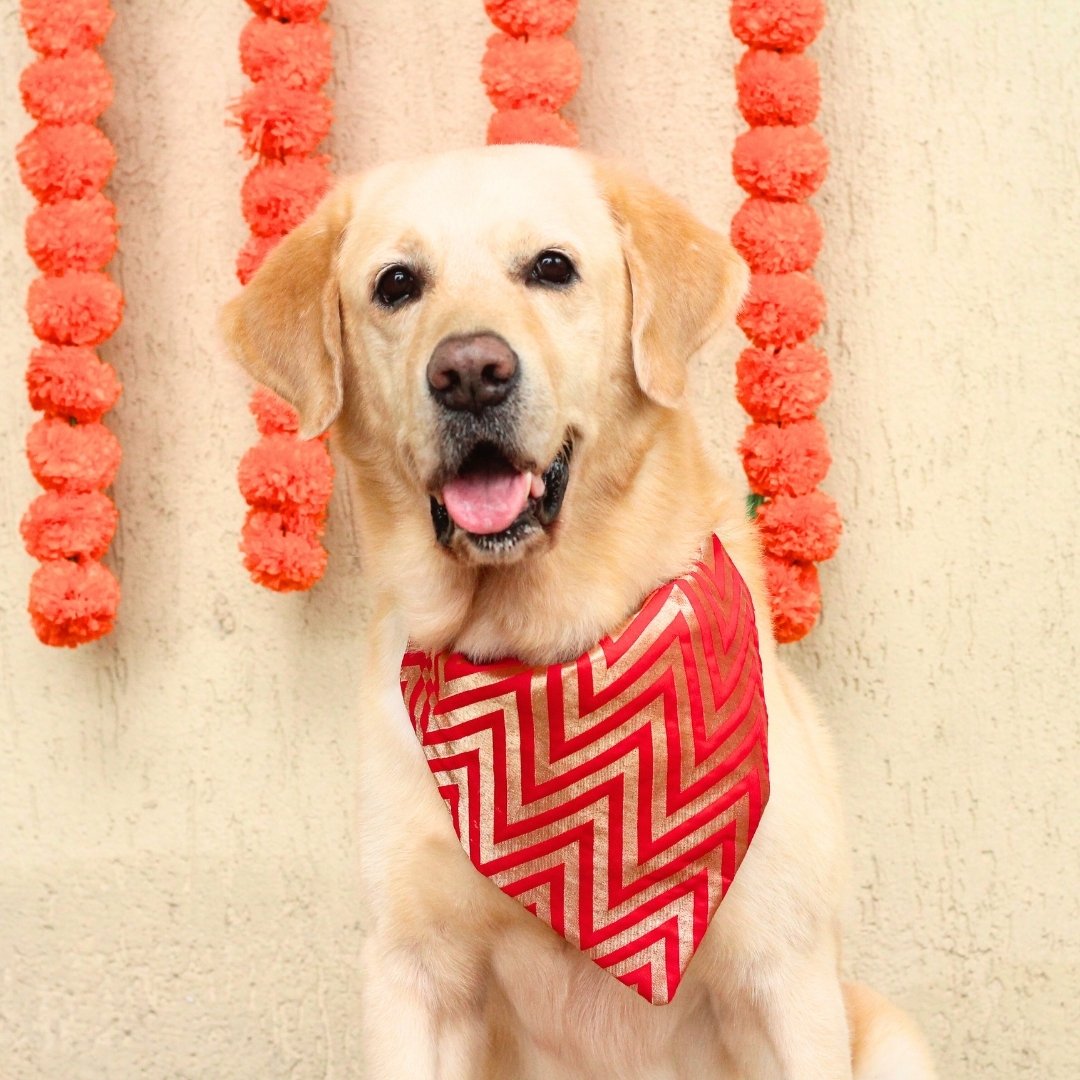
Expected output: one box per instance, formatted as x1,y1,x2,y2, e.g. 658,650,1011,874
429,439,572,567
440,513,548,567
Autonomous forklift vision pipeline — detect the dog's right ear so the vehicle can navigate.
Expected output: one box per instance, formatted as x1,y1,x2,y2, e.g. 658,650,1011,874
220,185,352,439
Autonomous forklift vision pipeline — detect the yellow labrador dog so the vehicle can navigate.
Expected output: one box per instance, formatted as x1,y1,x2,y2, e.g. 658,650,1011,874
223,145,935,1079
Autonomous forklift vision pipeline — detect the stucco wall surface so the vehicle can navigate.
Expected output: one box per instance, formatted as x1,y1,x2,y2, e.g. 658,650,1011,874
1,2,1077,1078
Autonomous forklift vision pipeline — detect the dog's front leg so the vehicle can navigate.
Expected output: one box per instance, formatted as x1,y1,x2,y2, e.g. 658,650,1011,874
355,609,502,1080
358,863,505,1080
719,943,853,1080
360,940,439,1078
360,934,494,1080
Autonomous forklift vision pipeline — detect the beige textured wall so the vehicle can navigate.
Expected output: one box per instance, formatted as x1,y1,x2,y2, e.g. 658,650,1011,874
1,2,1077,1077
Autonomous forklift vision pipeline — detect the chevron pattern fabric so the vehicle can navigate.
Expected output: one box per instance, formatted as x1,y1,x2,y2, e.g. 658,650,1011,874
400,535,770,1005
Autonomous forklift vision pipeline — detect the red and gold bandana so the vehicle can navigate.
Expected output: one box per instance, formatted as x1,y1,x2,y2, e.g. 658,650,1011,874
400,535,769,1005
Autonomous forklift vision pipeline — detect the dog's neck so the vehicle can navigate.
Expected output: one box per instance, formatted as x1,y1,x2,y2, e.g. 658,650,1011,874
342,408,752,667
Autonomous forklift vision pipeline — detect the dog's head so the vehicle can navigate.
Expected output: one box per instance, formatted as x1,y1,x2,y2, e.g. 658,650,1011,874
223,146,746,632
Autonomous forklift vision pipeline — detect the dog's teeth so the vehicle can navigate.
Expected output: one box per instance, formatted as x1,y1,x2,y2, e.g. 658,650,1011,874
529,473,546,500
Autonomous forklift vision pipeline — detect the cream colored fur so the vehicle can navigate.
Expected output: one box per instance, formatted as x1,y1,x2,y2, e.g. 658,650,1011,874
222,144,935,1079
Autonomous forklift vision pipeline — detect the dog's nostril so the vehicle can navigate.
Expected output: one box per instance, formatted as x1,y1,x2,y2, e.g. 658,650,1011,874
427,334,519,413
434,369,460,391
481,363,506,387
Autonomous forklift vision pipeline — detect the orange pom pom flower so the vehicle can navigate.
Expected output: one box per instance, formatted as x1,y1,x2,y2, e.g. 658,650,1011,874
482,33,581,112
763,554,821,644
740,418,831,498
733,125,828,202
241,509,328,592
26,193,118,273
735,344,831,424
736,49,819,127
756,490,841,562
737,271,825,349
21,490,119,561
27,271,124,347
484,0,577,38
16,122,116,202
730,0,825,52
28,558,120,648
26,343,122,421
20,50,113,124
20,0,115,56
240,16,333,89
234,83,333,159
26,416,122,494
241,156,332,237
487,107,579,147
250,386,300,436
731,197,822,274
236,233,281,285
244,0,327,21
238,434,335,512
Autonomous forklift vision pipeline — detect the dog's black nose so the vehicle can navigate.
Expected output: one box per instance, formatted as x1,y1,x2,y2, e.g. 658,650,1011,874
427,334,519,413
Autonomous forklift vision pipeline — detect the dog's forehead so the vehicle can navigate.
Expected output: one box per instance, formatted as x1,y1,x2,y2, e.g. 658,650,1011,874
348,146,616,252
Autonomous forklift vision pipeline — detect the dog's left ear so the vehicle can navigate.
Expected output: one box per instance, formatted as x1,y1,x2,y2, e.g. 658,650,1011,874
220,185,352,439
593,160,749,408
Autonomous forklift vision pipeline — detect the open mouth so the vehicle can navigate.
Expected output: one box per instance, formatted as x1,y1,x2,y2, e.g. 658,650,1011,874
430,440,572,554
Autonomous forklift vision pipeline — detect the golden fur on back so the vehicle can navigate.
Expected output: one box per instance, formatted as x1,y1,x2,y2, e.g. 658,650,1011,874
222,144,935,1079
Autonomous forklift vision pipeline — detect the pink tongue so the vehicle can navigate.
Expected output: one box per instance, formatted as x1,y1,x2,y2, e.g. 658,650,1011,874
442,469,531,535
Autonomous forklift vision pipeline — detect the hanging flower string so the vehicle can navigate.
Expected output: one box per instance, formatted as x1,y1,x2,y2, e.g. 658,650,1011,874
16,0,123,647
482,0,581,147
730,0,841,643
231,0,335,591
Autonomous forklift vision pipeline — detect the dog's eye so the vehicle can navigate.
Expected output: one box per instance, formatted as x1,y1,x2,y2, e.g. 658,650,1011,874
529,250,575,287
375,265,421,308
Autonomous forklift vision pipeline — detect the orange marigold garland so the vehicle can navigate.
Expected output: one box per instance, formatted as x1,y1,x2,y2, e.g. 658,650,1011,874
730,0,841,643
482,0,582,147
16,0,123,647
232,0,334,592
